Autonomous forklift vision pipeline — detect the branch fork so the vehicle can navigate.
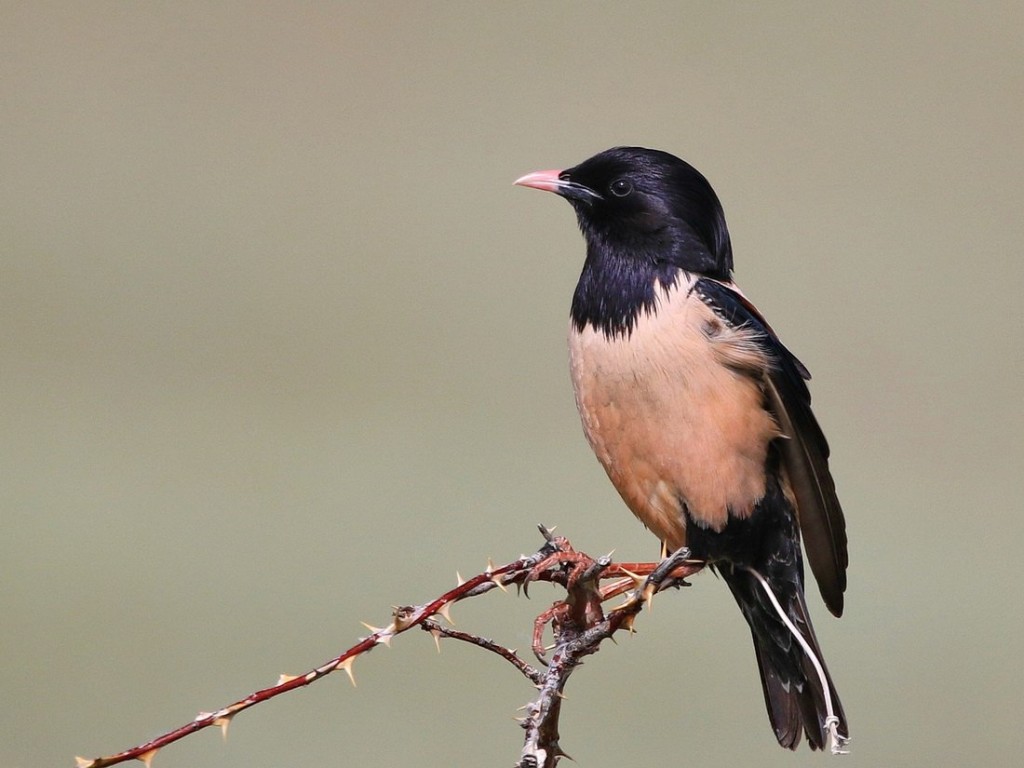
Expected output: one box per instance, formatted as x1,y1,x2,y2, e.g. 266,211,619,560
76,526,702,768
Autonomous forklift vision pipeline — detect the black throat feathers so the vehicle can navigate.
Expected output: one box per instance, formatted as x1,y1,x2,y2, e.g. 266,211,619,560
570,246,683,340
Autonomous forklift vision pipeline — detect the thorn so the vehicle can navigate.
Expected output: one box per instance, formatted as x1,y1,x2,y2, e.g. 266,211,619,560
359,620,395,645
214,713,234,740
490,572,509,592
485,557,496,575
277,673,300,685
456,570,465,586
75,758,94,768
138,749,158,768
436,602,454,625
619,566,645,587
553,745,576,761
660,540,668,560
430,627,442,653
337,656,357,687
642,581,657,608
603,549,616,560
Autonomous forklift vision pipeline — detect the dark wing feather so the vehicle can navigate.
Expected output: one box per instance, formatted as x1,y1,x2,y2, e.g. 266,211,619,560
693,278,848,616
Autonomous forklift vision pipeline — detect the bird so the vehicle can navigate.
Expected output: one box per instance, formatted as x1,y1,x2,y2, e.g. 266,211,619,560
514,147,849,752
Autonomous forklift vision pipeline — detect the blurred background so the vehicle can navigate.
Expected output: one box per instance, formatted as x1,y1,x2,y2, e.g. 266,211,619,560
3,2,1022,767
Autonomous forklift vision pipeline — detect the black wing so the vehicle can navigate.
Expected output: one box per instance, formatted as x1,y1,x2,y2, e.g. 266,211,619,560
694,277,848,616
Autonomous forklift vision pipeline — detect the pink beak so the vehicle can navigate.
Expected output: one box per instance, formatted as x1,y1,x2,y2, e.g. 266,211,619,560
513,169,567,193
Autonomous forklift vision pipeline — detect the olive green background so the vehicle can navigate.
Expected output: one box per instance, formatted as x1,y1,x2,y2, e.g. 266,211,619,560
3,3,1022,767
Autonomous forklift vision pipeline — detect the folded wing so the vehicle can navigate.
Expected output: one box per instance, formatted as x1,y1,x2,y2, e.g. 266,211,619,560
694,278,848,616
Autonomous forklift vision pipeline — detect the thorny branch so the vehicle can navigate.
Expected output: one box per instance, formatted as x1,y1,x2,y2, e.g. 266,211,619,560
420,619,544,685
75,525,703,768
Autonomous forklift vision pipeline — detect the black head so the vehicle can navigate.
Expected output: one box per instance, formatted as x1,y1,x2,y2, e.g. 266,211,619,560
516,146,733,280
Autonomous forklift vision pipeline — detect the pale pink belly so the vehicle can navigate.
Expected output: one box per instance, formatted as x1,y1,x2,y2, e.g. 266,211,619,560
568,280,779,549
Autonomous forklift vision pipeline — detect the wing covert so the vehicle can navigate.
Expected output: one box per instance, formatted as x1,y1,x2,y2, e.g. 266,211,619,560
693,278,848,616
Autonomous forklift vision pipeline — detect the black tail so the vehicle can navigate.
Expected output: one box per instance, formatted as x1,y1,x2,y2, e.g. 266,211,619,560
685,466,849,751
721,563,848,751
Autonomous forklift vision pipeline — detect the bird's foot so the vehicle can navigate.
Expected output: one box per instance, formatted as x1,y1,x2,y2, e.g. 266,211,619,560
527,545,613,664
522,539,594,595
531,601,572,664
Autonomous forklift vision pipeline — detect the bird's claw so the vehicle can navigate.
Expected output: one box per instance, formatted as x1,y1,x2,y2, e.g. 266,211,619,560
523,543,590,594
527,545,611,663
531,602,569,664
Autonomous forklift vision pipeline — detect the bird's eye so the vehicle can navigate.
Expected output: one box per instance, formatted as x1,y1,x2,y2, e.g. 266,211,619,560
609,178,633,197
